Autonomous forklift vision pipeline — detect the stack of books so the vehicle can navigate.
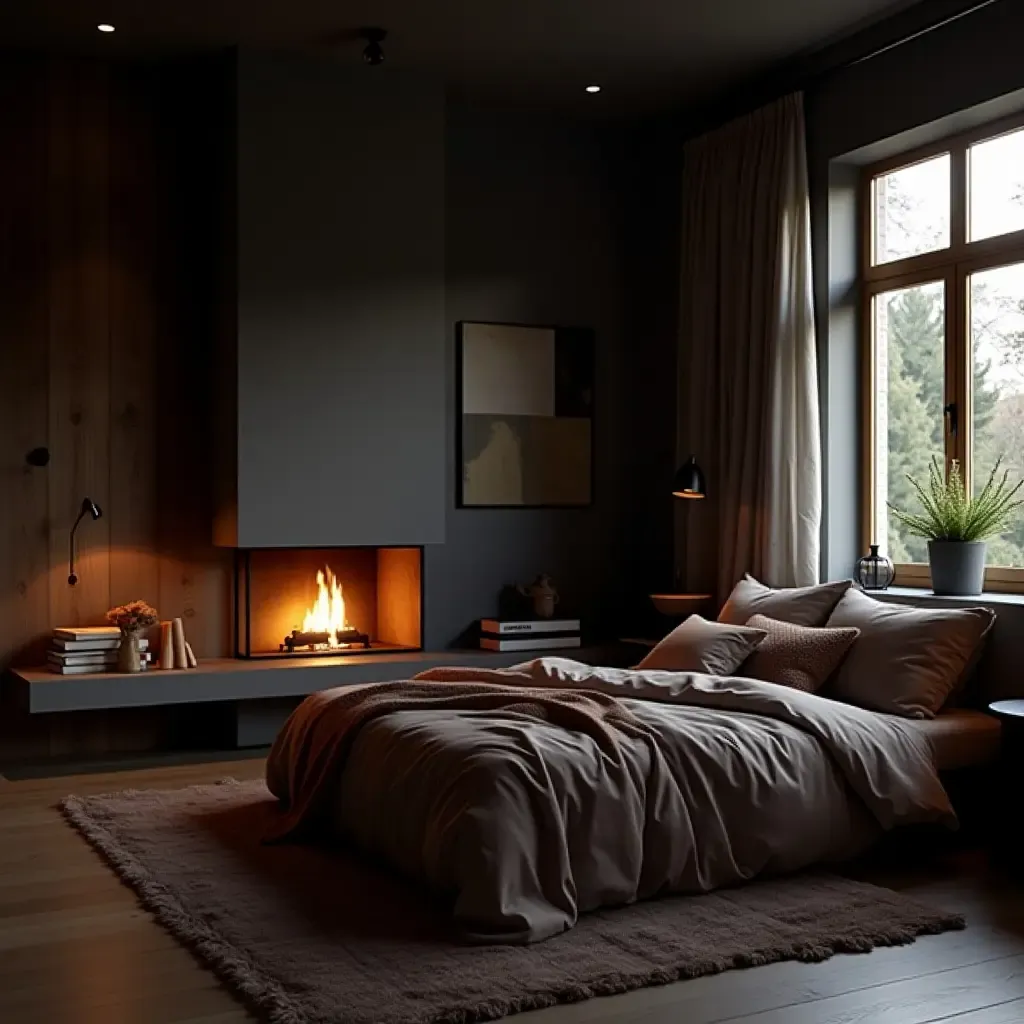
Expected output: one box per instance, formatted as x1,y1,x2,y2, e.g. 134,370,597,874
479,618,581,652
48,626,151,675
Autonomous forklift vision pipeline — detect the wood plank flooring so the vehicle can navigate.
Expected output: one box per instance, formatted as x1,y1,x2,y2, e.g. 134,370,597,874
2,760,1023,1024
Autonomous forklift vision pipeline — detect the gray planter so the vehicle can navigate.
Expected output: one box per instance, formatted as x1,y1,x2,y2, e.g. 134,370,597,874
928,540,987,596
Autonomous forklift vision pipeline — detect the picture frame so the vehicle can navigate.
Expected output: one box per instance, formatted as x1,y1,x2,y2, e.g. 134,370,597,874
456,321,595,508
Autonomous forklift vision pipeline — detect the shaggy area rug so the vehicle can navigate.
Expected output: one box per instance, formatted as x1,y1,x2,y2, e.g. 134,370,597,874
61,780,964,1024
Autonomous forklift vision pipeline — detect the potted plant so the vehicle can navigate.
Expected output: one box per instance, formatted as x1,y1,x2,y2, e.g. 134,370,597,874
889,458,1024,596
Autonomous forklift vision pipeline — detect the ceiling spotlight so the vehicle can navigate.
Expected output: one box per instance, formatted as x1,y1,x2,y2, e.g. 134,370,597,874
585,84,601,93
359,27,387,66
97,23,115,33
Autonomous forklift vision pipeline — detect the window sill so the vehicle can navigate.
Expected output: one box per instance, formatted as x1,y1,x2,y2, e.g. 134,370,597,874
876,586,1024,608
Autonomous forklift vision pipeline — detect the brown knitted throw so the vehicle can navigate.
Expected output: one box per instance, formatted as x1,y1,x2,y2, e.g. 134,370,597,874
264,668,643,842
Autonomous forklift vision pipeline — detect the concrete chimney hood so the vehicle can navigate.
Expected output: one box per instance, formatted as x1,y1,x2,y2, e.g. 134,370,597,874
213,52,446,550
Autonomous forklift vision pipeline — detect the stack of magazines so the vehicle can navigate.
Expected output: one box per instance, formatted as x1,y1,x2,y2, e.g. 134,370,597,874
48,626,151,674
478,618,581,652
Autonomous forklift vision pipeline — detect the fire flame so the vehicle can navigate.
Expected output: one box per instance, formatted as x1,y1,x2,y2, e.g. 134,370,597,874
302,566,353,647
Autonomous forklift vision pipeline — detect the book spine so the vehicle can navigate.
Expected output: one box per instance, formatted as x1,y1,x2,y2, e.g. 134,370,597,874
53,628,121,641
48,651,151,665
480,636,581,652
51,638,149,652
481,619,582,635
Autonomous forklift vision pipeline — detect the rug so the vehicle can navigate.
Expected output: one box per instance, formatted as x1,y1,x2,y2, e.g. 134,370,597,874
61,779,964,1024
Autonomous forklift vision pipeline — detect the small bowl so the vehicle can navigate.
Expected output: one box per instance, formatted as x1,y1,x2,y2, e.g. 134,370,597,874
649,593,713,617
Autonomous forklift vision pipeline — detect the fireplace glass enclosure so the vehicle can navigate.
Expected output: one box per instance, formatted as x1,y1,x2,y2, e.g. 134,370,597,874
235,547,423,659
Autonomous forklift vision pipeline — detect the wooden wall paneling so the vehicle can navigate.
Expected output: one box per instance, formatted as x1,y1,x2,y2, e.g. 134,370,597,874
108,68,160,608
104,68,163,750
46,60,113,633
0,58,51,673
46,60,114,757
1,58,233,762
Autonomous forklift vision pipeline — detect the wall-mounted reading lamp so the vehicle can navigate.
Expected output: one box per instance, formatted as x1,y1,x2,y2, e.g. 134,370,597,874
671,455,706,499
68,497,103,586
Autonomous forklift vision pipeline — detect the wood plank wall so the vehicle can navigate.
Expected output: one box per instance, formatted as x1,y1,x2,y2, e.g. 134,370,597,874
0,56,231,760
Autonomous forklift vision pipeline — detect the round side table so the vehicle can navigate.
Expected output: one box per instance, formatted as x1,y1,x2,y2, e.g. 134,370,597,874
987,701,1024,867
988,700,1024,748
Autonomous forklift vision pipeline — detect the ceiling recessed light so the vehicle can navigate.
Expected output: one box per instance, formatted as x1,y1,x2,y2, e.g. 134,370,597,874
97,23,115,33
585,85,601,94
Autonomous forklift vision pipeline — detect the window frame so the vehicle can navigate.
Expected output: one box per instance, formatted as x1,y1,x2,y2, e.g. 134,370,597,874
860,111,1024,592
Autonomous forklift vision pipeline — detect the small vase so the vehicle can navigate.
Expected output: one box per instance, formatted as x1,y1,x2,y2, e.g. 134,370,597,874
117,630,143,673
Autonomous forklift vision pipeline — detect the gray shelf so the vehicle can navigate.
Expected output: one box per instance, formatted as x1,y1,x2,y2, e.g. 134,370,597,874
7,647,612,715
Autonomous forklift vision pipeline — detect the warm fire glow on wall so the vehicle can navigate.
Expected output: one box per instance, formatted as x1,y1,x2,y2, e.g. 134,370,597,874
234,547,423,659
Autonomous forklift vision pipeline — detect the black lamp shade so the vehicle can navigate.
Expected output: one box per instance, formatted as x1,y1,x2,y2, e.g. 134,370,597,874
672,456,706,499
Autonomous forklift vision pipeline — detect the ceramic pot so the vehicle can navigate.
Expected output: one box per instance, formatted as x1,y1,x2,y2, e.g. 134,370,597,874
928,540,986,596
117,630,143,673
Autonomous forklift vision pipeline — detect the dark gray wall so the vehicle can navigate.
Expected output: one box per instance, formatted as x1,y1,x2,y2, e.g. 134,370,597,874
232,53,446,549
214,58,677,649
425,105,676,648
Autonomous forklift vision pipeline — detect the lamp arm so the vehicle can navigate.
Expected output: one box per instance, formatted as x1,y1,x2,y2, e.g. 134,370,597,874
68,508,86,586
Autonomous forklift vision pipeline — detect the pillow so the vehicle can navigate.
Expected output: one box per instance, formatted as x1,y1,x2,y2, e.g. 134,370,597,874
824,588,996,719
718,574,853,628
740,614,860,693
638,614,768,675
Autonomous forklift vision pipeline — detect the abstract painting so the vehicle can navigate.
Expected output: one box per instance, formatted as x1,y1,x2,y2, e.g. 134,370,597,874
457,322,594,507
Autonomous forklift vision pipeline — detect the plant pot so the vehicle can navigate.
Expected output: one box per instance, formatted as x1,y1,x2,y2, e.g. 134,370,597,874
928,540,987,596
117,631,143,673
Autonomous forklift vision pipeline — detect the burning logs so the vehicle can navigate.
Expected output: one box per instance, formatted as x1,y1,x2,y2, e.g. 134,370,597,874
280,628,371,653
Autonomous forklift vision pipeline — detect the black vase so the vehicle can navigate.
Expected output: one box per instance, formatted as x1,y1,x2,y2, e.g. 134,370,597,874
855,544,895,591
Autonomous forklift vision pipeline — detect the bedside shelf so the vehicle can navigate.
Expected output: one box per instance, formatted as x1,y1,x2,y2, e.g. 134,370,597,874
649,593,713,617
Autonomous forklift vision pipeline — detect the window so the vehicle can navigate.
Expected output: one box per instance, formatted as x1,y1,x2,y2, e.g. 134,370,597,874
863,116,1024,589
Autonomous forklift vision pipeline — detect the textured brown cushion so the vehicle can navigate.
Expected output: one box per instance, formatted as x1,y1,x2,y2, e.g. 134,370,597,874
825,588,996,719
719,575,853,628
740,615,860,693
638,614,768,675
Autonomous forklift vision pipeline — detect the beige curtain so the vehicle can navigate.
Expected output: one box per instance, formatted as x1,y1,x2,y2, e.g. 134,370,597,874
679,92,820,602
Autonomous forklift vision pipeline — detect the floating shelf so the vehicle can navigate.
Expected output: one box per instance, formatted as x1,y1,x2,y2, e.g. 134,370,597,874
6,647,618,715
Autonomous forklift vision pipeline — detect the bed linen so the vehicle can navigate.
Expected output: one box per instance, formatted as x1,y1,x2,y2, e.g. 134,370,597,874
901,708,1002,771
267,657,955,944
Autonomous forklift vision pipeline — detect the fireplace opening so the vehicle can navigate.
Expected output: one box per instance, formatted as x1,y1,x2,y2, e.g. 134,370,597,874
235,547,422,659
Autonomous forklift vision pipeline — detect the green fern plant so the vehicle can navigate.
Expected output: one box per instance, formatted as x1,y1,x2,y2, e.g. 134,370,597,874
888,457,1024,543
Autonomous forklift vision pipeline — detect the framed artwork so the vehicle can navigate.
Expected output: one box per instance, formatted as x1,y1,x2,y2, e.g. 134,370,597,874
457,321,594,508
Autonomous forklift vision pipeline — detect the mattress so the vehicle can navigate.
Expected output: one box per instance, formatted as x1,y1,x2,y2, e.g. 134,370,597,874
902,709,1002,771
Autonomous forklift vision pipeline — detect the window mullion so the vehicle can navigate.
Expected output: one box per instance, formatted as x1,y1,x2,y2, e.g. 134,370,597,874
951,143,968,250
951,265,969,486
948,141,968,483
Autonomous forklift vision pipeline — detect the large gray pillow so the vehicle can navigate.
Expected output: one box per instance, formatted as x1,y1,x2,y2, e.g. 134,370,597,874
825,588,996,719
718,574,853,628
638,614,768,675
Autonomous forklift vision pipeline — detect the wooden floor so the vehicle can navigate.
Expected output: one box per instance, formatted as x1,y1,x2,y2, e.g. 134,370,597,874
2,761,1024,1024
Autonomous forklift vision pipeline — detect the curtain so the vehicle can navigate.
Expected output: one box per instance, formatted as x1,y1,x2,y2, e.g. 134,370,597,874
679,92,820,602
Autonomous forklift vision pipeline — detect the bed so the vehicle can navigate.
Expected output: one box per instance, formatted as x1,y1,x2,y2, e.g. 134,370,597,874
266,657,963,944
904,708,1001,771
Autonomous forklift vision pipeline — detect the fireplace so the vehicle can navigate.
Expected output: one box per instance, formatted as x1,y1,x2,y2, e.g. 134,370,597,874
234,547,422,659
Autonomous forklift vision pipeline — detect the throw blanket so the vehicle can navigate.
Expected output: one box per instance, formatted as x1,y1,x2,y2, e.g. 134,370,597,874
267,659,955,943
265,670,644,842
